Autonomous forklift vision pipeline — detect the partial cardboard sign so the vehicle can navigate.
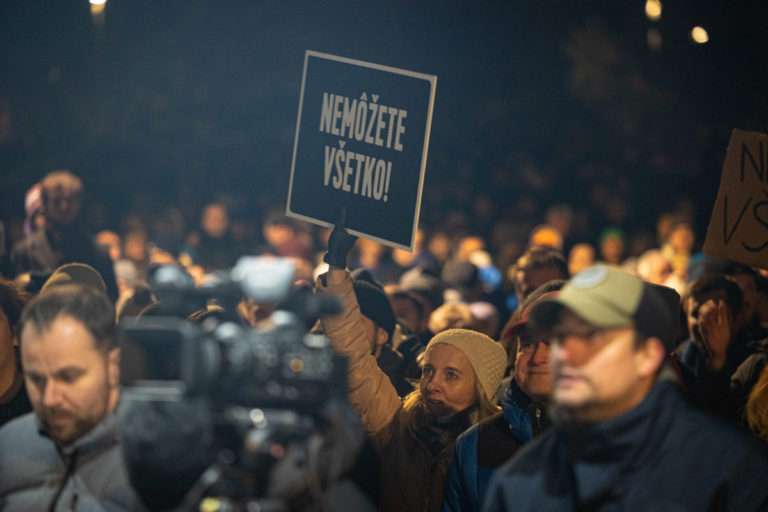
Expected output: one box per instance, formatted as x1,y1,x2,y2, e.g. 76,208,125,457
703,129,768,269
286,50,437,250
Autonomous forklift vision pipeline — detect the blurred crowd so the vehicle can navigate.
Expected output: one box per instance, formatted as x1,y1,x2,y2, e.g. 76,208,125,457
1,168,768,511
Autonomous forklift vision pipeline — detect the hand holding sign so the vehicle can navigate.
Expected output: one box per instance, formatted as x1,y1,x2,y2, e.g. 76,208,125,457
324,209,358,269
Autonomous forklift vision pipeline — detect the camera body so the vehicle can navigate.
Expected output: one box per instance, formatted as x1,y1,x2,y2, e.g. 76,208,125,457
120,313,345,412
117,258,357,509
119,257,345,410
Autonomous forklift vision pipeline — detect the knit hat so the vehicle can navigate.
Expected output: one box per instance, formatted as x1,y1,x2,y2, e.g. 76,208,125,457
425,328,507,401
353,279,396,338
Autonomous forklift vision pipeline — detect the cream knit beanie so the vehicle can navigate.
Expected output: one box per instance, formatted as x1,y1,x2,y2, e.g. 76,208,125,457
425,328,507,401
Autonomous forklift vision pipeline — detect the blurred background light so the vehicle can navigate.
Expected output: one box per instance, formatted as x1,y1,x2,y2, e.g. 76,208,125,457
647,28,662,51
645,0,662,21
691,26,709,44
90,0,106,24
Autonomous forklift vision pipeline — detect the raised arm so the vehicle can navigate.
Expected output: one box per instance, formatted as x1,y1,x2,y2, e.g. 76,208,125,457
316,221,401,438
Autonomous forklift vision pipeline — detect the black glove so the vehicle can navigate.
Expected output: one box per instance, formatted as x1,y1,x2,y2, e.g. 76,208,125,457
324,209,357,268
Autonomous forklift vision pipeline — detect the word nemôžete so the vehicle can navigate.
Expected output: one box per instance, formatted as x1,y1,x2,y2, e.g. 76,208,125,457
317,92,408,203
319,92,408,151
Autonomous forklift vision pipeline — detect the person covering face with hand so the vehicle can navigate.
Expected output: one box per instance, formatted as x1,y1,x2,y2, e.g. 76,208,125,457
677,273,768,424
317,216,506,512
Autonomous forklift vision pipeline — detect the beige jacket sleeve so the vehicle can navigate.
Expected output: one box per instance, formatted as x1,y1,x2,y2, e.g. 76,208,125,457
317,269,401,438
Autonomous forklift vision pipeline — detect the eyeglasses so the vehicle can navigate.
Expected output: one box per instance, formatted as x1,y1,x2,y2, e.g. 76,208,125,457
548,327,631,366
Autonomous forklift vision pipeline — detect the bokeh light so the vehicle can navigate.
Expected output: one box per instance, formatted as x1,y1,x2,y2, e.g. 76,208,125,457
691,26,709,44
645,0,662,21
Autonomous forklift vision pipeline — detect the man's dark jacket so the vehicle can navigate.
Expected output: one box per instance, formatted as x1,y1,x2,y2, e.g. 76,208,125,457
483,380,768,511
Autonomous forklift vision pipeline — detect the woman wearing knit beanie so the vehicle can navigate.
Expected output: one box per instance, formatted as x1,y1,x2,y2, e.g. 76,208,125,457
318,224,507,512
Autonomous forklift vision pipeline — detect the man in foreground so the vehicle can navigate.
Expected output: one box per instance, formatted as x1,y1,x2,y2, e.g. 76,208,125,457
0,284,144,510
484,265,768,511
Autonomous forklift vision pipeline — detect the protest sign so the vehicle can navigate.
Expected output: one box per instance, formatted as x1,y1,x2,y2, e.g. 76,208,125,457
703,129,768,269
286,50,437,250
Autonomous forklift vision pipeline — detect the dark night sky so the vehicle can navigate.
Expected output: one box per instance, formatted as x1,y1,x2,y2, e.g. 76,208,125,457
1,1,766,237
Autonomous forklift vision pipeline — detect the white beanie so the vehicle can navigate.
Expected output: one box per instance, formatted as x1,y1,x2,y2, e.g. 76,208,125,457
425,328,507,401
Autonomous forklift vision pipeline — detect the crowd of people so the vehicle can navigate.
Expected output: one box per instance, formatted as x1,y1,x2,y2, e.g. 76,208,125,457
1,168,768,511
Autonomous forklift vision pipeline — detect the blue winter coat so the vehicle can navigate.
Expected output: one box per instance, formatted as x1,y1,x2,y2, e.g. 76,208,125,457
441,380,546,512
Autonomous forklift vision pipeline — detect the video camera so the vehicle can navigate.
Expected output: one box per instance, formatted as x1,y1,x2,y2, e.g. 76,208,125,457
117,258,361,511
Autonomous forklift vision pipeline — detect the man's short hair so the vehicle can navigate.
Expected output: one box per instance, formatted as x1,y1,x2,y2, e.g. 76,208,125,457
688,274,743,317
502,279,567,342
515,246,569,277
21,284,116,351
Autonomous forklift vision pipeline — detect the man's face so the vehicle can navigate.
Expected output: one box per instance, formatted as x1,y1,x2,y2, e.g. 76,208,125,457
420,343,477,418
600,237,624,264
428,234,451,263
549,312,656,421
669,225,694,253
45,189,81,225
202,204,229,238
124,232,148,263
264,224,294,248
568,245,595,275
514,327,552,401
21,315,119,445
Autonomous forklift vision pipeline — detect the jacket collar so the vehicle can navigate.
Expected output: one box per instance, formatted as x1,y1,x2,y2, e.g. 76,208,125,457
36,404,121,462
502,379,549,443
556,379,678,506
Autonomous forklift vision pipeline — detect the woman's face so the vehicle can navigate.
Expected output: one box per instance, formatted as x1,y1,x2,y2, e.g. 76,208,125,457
420,343,477,417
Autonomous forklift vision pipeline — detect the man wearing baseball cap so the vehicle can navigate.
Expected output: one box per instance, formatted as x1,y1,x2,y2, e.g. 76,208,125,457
484,265,768,511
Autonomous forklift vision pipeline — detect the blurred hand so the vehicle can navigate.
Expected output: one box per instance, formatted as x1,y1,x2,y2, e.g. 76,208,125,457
698,299,731,370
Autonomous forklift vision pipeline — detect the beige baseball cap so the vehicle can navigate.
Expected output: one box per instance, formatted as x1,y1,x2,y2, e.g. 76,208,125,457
530,265,675,349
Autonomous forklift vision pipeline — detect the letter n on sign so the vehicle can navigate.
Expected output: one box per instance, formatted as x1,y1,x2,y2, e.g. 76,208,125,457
703,129,768,269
